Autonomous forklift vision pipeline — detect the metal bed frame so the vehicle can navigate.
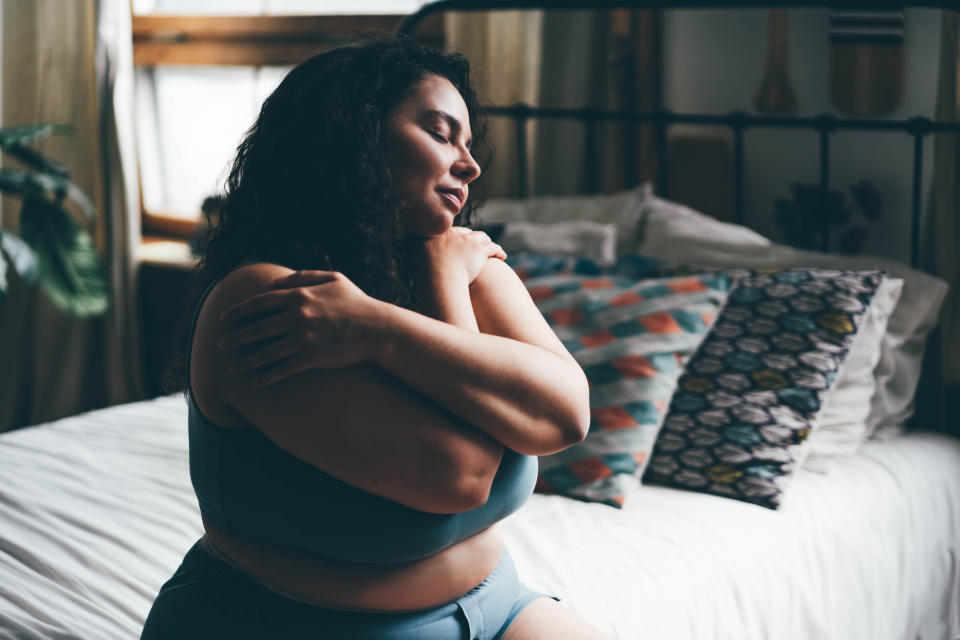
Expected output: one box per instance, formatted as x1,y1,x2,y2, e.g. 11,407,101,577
398,1,960,267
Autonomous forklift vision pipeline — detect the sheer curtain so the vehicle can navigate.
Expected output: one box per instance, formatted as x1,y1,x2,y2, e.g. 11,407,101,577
445,11,545,198
0,0,143,430
98,0,144,410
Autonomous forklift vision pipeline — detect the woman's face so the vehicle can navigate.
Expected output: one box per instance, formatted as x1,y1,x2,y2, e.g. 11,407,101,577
385,74,481,237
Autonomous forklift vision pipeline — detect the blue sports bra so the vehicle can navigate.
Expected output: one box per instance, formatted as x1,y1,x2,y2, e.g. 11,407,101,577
187,265,538,564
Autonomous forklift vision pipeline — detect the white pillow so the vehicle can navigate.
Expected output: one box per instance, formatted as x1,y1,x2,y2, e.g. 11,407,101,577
636,194,948,440
802,277,903,473
496,221,617,264
638,191,771,254
476,184,648,257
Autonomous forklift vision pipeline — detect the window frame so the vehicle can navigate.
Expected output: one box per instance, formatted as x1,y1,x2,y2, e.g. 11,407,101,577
132,13,444,238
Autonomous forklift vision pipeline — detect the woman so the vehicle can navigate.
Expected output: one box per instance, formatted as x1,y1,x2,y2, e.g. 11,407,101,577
141,35,605,639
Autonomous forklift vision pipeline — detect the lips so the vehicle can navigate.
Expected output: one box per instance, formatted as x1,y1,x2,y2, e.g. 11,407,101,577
437,188,464,212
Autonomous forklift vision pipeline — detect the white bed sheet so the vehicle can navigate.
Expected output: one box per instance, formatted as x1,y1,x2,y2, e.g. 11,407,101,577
0,396,958,640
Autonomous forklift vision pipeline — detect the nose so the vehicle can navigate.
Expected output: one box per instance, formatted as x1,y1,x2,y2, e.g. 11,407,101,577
453,146,481,184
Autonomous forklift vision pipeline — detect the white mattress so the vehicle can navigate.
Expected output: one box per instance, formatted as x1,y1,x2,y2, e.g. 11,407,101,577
0,396,958,640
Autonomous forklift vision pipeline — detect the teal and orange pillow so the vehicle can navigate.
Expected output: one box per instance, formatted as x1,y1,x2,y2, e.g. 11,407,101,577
509,254,733,507
642,268,885,509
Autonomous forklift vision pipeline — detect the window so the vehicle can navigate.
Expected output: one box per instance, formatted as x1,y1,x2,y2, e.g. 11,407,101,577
133,1,439,236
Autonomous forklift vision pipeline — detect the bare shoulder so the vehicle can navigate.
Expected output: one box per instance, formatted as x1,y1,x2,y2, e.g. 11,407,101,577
469,258,577,365
190,262,295,426
469,257,530,307
202,263,296,321
471,255,523,289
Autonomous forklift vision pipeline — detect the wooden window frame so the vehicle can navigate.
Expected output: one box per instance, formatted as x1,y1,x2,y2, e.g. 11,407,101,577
133,13,443,238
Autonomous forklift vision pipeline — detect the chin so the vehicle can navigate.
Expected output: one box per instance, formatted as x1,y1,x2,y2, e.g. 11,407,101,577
407,210,454,237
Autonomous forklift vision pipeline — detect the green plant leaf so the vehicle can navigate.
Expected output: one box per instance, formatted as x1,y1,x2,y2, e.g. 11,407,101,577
0,166,50,199
0,123,74,148
18,196,109,317
0,229,39,282
4,142,70,178
0,167,95,222
63,181,96,221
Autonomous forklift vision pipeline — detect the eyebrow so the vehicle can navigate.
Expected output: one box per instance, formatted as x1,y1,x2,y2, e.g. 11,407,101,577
423,109,472,149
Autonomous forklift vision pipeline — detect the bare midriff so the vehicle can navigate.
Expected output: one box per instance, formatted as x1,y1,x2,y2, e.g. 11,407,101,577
202,516,504,612
190,323,506,613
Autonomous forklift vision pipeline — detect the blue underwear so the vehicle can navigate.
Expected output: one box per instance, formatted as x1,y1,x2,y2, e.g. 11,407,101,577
140,539,553,640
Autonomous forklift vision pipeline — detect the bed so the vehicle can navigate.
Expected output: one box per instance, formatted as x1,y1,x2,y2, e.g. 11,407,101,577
1,393,958,639
3,2,960,639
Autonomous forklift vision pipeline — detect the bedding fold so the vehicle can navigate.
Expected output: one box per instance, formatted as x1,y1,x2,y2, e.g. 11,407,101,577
0,397,957,640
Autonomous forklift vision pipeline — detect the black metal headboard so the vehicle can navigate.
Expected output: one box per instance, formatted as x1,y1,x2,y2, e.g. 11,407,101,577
398,0,960,268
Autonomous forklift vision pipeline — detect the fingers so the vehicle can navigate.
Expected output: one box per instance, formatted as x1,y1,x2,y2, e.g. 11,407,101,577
220,290,291,324
218,314,287,352
450,226,473,235
472,230,505,260
274,269,340,289
228,339,299,376
459,228,506,261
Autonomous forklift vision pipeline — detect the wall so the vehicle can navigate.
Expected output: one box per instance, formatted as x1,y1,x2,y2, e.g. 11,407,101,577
662,8,942,263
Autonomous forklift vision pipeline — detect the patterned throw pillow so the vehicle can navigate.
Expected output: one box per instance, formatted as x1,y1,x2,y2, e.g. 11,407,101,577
511,255,733,507
643,268,885,509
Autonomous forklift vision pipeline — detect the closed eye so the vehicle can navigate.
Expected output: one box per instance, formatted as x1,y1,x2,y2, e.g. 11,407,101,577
421,110,472,149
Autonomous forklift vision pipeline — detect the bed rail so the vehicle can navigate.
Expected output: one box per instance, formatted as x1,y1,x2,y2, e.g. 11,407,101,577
401,0,955,24
398,0,960,267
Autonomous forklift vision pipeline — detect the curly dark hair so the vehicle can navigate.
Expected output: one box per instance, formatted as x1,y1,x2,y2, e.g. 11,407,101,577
164,35,488,393
195,34,488,306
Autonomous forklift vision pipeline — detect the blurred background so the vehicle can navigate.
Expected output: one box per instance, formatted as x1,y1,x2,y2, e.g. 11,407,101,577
0,1,956,431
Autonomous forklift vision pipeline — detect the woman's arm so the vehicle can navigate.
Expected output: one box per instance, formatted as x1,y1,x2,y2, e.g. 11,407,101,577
469,258,581,365
409,228,489,332
200,263,503,515
225,263,590,456
222,226,589,456
372,258,590,455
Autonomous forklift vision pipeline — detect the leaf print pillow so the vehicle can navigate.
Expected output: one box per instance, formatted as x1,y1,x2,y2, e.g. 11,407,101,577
643,268,885,509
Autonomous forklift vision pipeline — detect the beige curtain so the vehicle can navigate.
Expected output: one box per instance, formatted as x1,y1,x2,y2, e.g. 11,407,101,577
0,0,143,430
445,10,643,200
97,0,144,409
925,10,960,389
446,11,544,198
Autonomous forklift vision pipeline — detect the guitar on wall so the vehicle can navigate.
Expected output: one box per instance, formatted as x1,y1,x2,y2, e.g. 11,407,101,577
754,8,798,114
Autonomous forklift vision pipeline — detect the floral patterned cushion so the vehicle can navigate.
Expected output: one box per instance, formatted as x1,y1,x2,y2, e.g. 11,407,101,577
509,254,733,507
642,268,885,509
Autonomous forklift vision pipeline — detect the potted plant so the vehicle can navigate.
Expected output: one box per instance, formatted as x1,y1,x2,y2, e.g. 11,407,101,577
0,124,108,315
773,178,883,255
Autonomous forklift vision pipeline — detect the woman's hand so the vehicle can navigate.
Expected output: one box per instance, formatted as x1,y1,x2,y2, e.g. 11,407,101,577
218,270,388,387
414,226,506,287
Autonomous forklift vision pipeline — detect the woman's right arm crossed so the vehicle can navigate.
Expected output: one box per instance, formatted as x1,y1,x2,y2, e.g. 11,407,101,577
192,262,504,515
